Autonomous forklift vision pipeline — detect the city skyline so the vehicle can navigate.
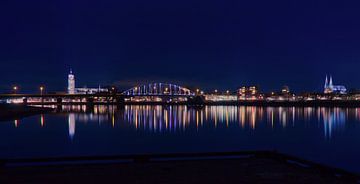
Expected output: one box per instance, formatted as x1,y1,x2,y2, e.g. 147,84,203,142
1,68,352,94
1,0,360,93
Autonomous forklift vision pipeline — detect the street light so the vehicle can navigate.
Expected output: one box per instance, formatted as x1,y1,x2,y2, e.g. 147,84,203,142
111,87,116,95
40,86,44,95
13,86,18,94
39,86,45,105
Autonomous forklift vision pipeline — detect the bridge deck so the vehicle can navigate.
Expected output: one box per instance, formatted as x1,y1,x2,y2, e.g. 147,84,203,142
0,94,194,98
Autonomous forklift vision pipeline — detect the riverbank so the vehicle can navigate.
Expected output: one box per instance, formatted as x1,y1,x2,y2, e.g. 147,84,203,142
20,100,360,107
0,151,358,183
0,104,53,121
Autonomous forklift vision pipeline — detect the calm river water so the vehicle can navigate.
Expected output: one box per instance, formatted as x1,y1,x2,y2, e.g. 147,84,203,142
1,105,360,173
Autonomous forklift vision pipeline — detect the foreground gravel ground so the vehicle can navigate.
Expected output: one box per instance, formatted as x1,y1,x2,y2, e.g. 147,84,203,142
1,154,359,184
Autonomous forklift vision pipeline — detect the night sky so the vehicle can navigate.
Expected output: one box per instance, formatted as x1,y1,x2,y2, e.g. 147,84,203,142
1,0,360,93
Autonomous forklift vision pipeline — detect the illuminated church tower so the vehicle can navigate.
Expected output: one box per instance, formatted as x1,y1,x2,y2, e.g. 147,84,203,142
324,75,333,94
324,75,328,89
324,75,347,94
68,69,76,94
329,76,333,88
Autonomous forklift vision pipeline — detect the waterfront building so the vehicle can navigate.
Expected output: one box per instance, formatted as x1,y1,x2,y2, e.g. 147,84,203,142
281,86,290,94
324,75,347,94
67,69,108,94
238,86,259,100
75,86,109,94
205,94,238,102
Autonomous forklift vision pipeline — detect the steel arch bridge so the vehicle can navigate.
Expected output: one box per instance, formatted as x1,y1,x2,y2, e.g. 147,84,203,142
122,83,195,96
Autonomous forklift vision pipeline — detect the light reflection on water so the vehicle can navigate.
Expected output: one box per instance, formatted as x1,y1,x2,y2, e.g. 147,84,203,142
123,106,350,140
12,105,357,140
4,105,360,173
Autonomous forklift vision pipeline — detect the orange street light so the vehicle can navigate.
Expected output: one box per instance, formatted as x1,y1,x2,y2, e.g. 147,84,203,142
13,86,18,94
40,86,44,95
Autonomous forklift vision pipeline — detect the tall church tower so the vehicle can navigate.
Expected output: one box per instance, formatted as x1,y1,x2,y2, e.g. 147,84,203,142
324,75,334,94
68,69,75,94
324,75,328,89
329,76,333,87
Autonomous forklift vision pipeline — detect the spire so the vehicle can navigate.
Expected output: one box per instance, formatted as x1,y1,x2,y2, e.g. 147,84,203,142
70,68,73,74
329,75,333,87
324,75,328,88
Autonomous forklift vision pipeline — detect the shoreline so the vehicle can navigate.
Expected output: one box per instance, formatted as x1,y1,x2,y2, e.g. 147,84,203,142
0,104,53,121
2,100,360,121
16,100,360,107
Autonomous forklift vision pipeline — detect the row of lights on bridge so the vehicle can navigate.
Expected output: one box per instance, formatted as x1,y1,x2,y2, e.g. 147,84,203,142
12,86,45,95
131,87,230,95
196,89,231,95
11,85,231,96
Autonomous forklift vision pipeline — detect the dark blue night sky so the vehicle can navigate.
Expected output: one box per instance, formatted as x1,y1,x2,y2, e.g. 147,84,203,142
1,0,360,93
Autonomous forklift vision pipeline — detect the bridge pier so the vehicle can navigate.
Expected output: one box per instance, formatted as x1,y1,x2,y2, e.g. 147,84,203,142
86,97,94,109
56,98,63,111
87,97,94,103
57,98,63,105
162,96,171,103
85,104,94,113
187,95,205,106
56,105,63,112
116,96,125,104
23,98,28,105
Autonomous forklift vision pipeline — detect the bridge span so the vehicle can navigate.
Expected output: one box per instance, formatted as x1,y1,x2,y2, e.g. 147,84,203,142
0,83,198,105
122,83,194,96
